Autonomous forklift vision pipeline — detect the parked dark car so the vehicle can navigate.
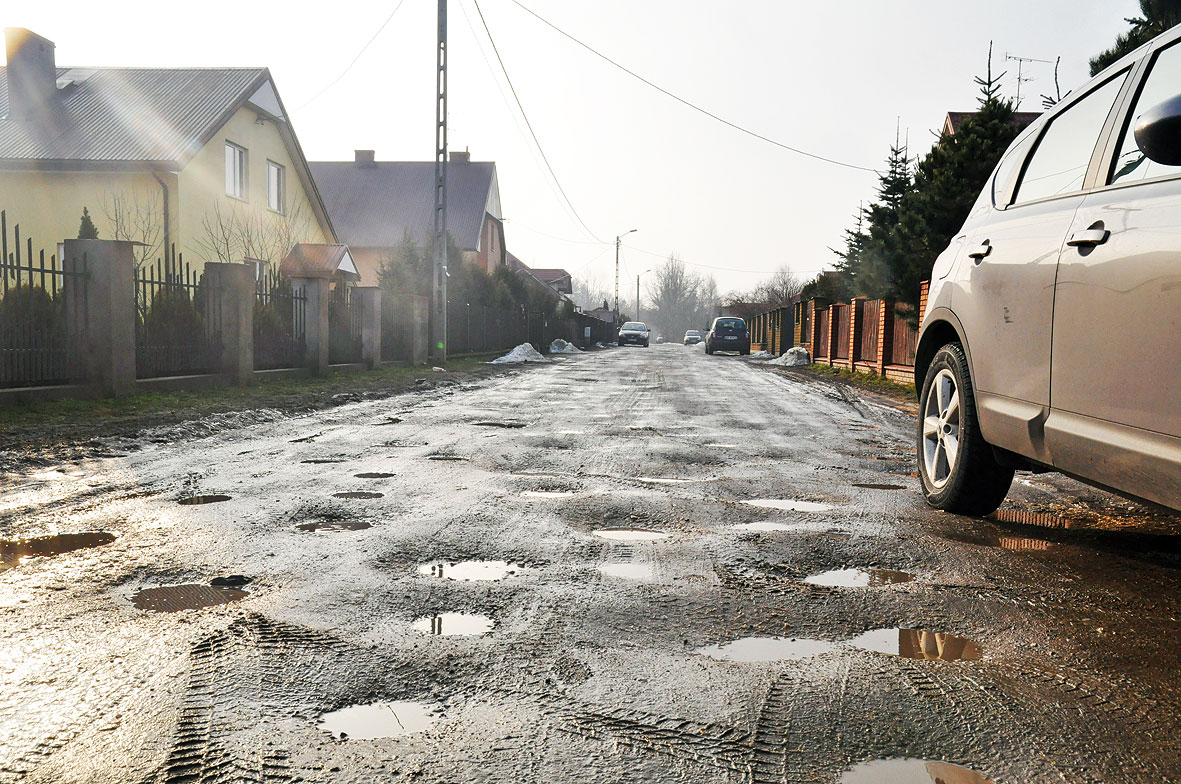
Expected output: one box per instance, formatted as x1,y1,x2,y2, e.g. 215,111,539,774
915,25,1181,515
618,321,650,347
683,330,703,345
705,317,750,355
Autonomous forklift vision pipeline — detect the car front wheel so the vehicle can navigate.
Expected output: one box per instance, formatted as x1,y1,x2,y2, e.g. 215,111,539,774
917,343,1013,516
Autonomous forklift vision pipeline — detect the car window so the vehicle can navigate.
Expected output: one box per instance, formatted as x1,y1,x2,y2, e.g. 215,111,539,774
714,318,745,330
992,132,1037,207
1110,41,1181,185
1013,73,1128,204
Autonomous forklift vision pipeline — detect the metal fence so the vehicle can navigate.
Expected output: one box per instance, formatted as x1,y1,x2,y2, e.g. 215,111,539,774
447,301,528,355
328,284,362,364
254,268,306,370
0,212,87,388
135,247,221,379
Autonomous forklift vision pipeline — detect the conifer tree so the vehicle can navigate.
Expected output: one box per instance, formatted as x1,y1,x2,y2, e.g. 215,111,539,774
77,207,99,239
1090,0,1181,76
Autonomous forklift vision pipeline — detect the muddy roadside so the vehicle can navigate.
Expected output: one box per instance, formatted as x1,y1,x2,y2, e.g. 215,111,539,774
757,362,919,416
0,357,530,471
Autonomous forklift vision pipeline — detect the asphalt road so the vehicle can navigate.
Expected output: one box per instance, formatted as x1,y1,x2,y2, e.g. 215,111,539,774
1,344,1178,784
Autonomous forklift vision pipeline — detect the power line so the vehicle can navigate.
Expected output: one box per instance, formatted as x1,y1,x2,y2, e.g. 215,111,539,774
508,0,880,174
472,0,606,243
291,0,408,113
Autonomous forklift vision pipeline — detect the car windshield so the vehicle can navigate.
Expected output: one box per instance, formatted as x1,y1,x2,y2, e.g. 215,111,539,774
621,322,646,331
685,331,701,336
714,318,746,330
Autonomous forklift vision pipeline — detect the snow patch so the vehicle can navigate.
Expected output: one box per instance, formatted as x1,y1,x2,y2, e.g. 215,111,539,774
747,350,776,360
549,339,582,354
489,343,550,364
768,346,810,366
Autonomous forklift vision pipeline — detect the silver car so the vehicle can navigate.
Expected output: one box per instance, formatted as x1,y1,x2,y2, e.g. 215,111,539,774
916,27,1181,515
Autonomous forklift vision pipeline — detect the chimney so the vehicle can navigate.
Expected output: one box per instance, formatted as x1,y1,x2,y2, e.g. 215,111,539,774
450,150,470,164
354,149,376,167
4,28,57,120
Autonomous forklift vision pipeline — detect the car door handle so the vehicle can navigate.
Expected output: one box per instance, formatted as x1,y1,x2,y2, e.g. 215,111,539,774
967,242,992,261
1066,228,1110,247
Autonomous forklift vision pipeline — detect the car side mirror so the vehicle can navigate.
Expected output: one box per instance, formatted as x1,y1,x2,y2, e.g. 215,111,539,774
1134,93,1181,166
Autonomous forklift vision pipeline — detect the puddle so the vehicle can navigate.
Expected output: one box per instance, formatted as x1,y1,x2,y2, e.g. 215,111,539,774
996,535,1055,551
732,521,796,532
332,491,384,499
804,568,915,587
742,499,832,512
301,458,346,464
210,575,251,587
634,476,704,485
1,532,116,571
412,612,494,636
845,628,982,661
521,490,575,498
991,509,1073,528
132,584,248,612
355,472,396,479
702,443,738,448
599,562,656,580
417,560,522,581
374,417,404,425
296,520,372,532
840,758,993,784
473,421,526,429
177,494,232,505
427,455,466,461
318,700,442,740
592,528,671,542
695,636,840,662
852,483,905,491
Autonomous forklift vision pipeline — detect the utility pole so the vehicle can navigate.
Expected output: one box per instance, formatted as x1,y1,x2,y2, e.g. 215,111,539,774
636,268,651,323
613,228,637,323
432,0,448,362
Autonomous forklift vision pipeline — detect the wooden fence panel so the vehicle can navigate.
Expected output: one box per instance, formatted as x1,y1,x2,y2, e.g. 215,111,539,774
833,304,850,360
891,306,919,366
816,309,830,359
859,300,880,362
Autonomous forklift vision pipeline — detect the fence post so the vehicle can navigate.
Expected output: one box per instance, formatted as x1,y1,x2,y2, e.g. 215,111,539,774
63,239,136,397
292,276,330,375
825,305,838,367
876,299,891,375
202,262,255,385
850,296,865,367
808,300,819,358
355,286,381,369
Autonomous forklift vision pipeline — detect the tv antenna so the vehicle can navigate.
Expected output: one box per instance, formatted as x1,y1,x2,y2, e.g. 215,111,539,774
1005,52,1055,108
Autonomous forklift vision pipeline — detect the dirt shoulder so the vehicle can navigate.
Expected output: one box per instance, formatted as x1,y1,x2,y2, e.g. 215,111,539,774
0,356,527,471
756,362,919,416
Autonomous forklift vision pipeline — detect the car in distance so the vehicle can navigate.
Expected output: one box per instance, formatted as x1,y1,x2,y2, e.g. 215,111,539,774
705,317,750,355
683,330,703,345
618,321,650,347
915,26,1181,515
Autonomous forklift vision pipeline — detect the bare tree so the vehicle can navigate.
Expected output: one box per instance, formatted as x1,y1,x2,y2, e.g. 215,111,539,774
102,189,163,268
751,265,803,308
196,201,318,271
571,274,612,312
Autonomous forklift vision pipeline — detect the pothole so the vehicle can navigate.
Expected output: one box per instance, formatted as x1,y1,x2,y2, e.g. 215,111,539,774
521,490,575,498
374,417,404,426
332,491,384,500
742,499,832,512
845,628,982,661
803,568,915,587
131,584,248,612
598,562,656,580
473,421,526,429
416,560,522,581
592,528,671,541
318,700,443,740
355,472,396,479
210,575,251,587
427,455,466,461
412,612,494,636
732,522,795,532
1,532,116,571
177,494,232,505
301,458,346,464
296,520,372,532
990,509,1073,528
840,758,992,783
695,636,840,662
852,483,906,490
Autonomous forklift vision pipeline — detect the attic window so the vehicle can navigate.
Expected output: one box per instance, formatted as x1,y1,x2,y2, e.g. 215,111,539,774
225,142,247,200
267,161,285,213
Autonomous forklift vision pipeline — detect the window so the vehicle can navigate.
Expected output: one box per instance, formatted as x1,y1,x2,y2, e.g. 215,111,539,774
1013,74,1127,204
992,133,1037,207
267,160,285,213
1110,42,1181,185
225,142,247,199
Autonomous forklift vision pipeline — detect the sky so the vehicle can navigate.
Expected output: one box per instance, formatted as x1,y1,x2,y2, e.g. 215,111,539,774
6,0,1143,301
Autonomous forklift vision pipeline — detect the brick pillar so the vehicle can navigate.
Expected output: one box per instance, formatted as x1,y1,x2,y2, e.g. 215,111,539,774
202,262,255,385
292,276,330,375
918,280,931,320
808,300,819,357
63,239,136,397
850,296,866,364
876,299,890,375
355,286,382,369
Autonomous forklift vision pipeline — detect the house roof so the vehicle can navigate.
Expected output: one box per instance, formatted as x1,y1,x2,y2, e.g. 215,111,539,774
0,66,269,164
278,243,359,280
529,268,572,283
307,159,501,251
943,110,1041,136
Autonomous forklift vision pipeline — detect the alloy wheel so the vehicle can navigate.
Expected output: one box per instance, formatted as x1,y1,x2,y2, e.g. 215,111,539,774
922,368,961,489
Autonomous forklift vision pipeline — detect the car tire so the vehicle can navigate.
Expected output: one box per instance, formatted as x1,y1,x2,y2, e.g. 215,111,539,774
644,341,649,347
705,343,713,354
917,342,1014,516
740,347,750,356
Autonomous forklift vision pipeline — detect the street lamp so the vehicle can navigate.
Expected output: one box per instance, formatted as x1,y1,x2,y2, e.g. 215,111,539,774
636,269,652,323
614,228,637,323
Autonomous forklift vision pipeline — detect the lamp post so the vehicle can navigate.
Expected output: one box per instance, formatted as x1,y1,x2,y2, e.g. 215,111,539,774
636,269,652,323
614,228,637,324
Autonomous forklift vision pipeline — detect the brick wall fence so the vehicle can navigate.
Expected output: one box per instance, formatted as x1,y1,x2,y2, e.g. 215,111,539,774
748,281,930,385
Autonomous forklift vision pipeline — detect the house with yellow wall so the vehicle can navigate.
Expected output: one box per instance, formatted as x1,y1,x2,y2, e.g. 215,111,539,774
0,28,334,273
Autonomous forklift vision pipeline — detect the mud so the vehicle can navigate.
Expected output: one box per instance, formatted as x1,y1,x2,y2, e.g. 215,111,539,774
296,520,373,532
354,472,396,479
131,583,248,612
839,757,993,783
331,491,384,499
804,568,915,587
695,636,841,662
317,701,443,740
177,494,232,505
591,528,671,541
742,499,833,512
0,531,115,570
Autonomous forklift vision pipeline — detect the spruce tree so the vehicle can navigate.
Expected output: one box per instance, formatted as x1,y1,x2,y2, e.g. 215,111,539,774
77,207,99,239
1090,0,1181,76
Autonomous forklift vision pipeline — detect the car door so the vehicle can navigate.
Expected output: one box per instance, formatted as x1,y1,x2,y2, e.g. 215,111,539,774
1047,40,1181,509
953,71,1132,463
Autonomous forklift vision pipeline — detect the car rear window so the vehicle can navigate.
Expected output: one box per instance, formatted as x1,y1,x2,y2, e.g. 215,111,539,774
715,318,746,330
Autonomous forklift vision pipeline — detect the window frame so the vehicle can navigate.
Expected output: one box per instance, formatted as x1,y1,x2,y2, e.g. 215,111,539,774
1103,38,1181,190
266,160,286,214
225,141,248,201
